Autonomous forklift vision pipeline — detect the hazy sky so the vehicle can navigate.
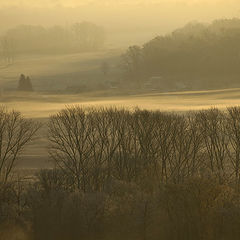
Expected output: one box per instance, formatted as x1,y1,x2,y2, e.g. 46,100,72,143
1,0,240,46
0,0,239,7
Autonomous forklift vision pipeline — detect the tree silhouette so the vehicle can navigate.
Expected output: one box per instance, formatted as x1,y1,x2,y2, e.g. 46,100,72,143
17,74,33,91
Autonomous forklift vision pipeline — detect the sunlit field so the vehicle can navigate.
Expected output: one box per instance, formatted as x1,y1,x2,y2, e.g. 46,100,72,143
0,50,122,91
1,50,240,169
2,88,240,118
2,87,240,169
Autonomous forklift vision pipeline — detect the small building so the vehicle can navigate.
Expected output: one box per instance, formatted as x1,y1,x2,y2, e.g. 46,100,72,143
105,80,119,89
144,76,166,90
175,82,187,91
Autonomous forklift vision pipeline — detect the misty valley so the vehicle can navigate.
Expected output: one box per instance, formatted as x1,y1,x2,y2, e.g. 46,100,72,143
1,2,240,239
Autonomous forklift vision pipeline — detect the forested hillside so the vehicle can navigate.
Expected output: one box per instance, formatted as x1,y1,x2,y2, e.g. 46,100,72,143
122,19,240,90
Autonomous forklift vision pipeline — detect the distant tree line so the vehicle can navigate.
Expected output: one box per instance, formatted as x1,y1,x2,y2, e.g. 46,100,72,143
122,18,240,88
0,22,105,57
3,106,240,239
0,36,15,64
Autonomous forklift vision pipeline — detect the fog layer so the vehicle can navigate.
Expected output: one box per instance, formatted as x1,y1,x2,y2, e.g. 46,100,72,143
0,0,239,46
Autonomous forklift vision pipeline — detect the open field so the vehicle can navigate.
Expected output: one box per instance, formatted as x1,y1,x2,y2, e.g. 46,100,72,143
2,87,240,169
2,87,240,118
0,50,122,91
2,52,240,169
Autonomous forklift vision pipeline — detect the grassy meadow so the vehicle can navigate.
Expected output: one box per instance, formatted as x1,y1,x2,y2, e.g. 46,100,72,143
1,51,240,169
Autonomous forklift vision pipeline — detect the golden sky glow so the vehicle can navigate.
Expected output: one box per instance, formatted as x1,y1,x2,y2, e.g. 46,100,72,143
0,0,239,7
0,0,239,44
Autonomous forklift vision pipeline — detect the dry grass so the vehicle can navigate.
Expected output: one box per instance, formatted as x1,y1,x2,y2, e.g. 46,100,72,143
1,87,240,118
2,52,240,169
2,87,239,169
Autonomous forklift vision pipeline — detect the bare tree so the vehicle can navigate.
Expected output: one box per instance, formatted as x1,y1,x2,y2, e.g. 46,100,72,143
48,106,134,191
48,106,98,191
48,106,206,190
164,114,204,184
227,107,240,189
0,107,41,183
196,108,230,182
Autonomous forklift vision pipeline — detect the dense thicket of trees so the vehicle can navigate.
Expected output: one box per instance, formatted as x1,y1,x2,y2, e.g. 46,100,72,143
47,106,240,189
3,106,240,239
0,22,105,56
122,18,240,88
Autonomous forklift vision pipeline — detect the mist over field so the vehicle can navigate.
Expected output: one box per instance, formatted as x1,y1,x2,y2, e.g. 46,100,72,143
1,0,240,174
2,1,240,240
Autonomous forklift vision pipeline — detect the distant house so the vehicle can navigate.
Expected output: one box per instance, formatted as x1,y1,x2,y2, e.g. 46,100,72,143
105,80,119,89
175,82,187,91
144,76,165,90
